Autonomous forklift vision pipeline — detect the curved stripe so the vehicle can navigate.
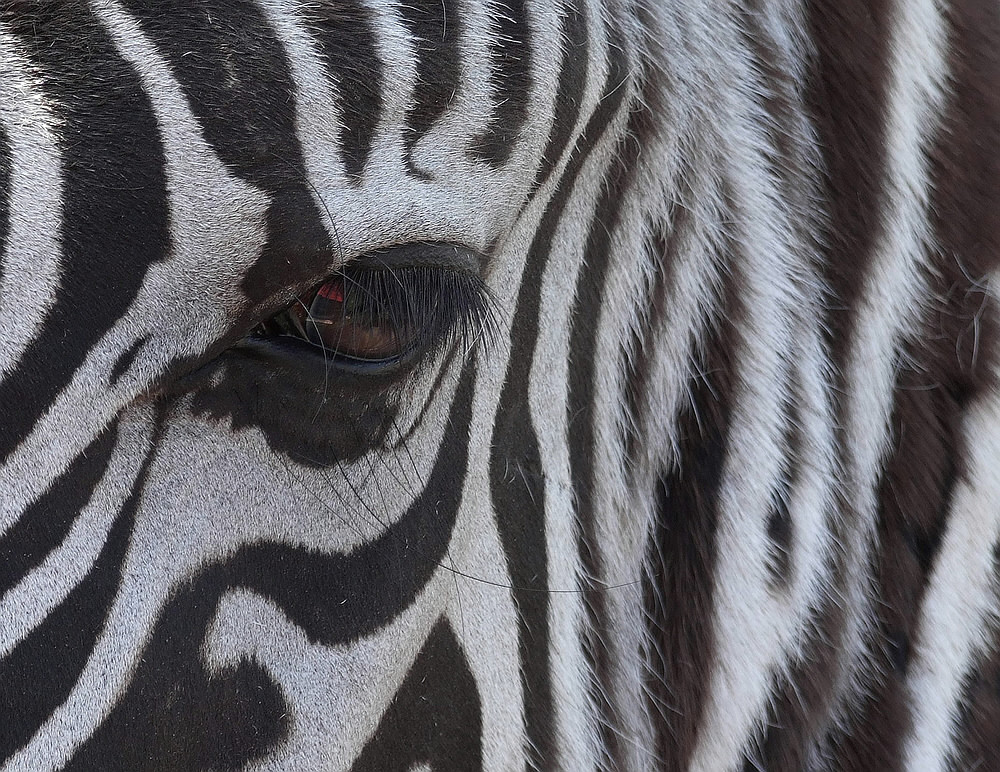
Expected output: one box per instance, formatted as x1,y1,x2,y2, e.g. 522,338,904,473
0,27,64,380
0,418,158,762
489,28,632,767
471,0,533,167
566,104,645,767
926,2,1000,764
117,0,333,306
0,5,169,465
397,0,461,180
532,0,588,191
68,367,476,769
353,618,483,771
305,1,384,181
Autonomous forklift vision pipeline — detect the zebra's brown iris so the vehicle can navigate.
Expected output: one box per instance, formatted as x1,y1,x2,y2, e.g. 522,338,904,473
254,276,414,363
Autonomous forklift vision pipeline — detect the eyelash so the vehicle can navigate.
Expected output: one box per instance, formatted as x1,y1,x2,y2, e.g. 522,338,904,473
252,263,498,367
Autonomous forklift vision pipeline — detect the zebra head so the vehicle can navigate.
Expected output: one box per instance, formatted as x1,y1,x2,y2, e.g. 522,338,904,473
3,1,1000,771
3,1,651,768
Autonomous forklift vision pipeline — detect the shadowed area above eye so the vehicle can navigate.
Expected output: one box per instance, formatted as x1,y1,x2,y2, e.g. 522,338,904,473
252,243,498,370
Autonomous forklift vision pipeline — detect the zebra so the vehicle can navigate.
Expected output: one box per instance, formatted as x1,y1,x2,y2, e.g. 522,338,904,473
2,0,999,769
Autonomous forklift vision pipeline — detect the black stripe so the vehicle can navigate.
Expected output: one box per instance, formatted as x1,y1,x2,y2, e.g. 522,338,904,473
0,119,10,270
829,0,1000,764
740,1,817,218
397,0,461,180
741,554,847,772
621,183,691,468
566,100,646,768
532,0,588,191
804,0,894,374
488,31,632,768
765,394,801,591
643,251,740,768
765,480,793,589
751,2,896,767
109,337,147,387
802,11,895,753
0,417,158,762
0,424,118,598
220,365,475,645
0,3,170,464
739,1,895,766
352,618,483,771
70,368,476,770
119,0,334,309
307,3,384,181
471,0,532,167
940,2,1000,762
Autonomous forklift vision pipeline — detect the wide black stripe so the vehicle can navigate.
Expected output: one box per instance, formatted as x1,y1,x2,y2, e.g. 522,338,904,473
0,3,169,464
531,0,588,191
488,31,632,768
0,417,159,762
397,0,461,180
352,618,482,771
307,4,384,181
0,119,10,269
471,0,532,167
70,368,476,770
0,424,118,598
804,0,893,372
643,213,744,769
119,0,333,309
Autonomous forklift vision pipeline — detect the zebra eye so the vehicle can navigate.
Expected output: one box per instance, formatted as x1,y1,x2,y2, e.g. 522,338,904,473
256,275,415,363
251,250,495,369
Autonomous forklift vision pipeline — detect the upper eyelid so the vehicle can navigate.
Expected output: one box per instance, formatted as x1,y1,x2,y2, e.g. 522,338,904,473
350,243,486,275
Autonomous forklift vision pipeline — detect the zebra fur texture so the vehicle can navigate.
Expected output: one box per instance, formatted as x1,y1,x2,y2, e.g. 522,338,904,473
1,0,999,769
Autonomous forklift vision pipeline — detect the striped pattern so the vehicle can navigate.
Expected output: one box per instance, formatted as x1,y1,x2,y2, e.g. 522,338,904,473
0,0,998,769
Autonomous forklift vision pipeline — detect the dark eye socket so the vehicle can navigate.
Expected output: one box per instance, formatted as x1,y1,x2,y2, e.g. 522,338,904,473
251,245,496,369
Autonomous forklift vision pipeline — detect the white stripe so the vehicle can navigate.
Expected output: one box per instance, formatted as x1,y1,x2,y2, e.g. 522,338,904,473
0,26,64,377
690,64,836,772
902,270,1000,769
830,0,950,711
0,0,272,534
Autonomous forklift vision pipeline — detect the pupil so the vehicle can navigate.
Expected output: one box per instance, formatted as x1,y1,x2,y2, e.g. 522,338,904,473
303,276,404,361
